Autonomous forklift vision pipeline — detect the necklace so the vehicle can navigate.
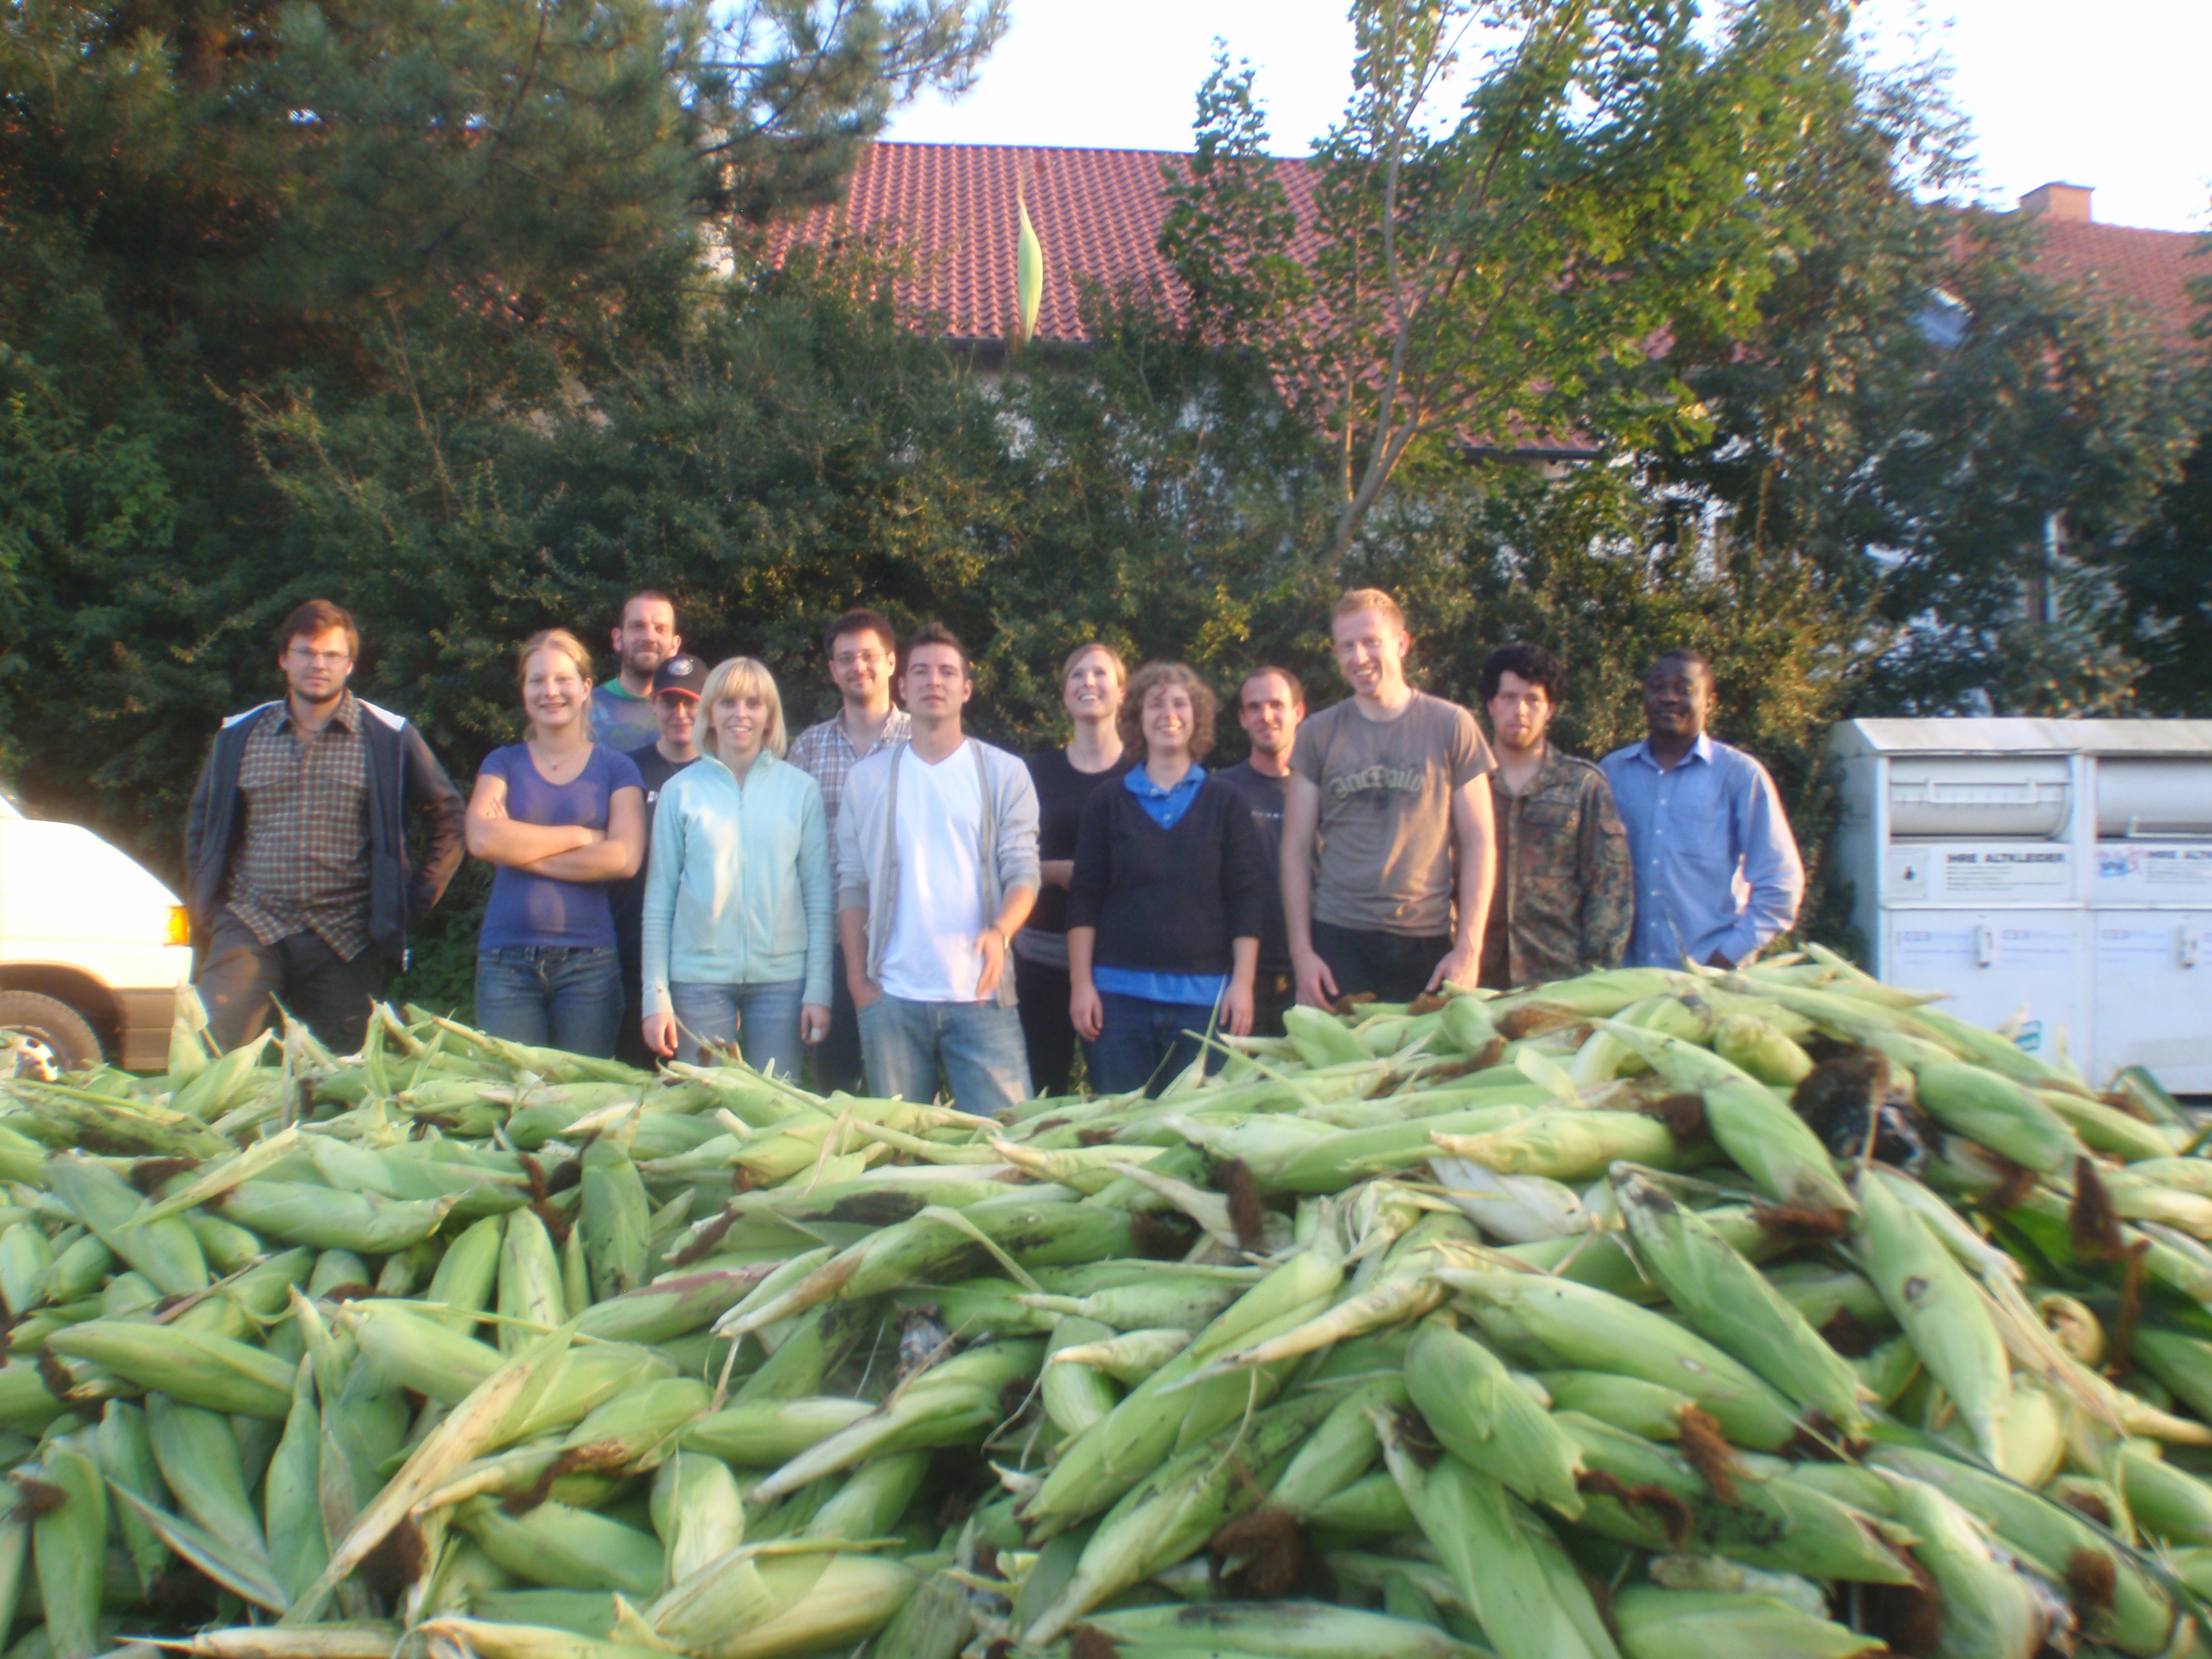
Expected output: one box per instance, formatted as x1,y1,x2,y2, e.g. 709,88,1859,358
531,740,590,778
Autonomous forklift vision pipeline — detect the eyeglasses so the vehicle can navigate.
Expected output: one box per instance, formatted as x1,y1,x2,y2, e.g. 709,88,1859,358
288,648,351,666
832,651,887,669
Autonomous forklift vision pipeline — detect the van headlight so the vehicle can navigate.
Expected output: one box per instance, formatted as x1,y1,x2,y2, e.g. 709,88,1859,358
165,906,192,947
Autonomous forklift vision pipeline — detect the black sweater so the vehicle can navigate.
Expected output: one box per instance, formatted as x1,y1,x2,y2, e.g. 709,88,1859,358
1065,775,1266,976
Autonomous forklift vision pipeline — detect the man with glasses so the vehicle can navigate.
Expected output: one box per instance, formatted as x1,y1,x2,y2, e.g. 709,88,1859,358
186,600,465,1052
789,608,910,1091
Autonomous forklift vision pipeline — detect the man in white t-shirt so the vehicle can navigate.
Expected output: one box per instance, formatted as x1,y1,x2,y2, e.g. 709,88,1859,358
836,623,1041,1111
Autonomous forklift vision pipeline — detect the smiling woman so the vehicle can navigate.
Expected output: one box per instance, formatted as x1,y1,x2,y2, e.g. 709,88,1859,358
464,629,646,1057
638,657,833,1080
1066,661,1265,1096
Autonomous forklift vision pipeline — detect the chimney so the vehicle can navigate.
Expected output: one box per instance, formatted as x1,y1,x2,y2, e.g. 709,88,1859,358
2019,181,2093,223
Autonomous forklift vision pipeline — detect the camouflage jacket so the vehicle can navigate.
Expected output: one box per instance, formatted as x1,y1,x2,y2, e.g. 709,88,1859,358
1487,746,1634,988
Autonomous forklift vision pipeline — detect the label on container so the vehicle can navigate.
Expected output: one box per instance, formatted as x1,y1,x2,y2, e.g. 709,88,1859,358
1934,847,2072,897
2094,844,2212,899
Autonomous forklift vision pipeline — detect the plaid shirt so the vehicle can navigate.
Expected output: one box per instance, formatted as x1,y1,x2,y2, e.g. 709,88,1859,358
789,708,911,829
225,694,374,960
789,709,910,893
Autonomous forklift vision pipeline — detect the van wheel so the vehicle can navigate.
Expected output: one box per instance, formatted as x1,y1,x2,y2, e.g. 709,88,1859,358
0,991,103,1079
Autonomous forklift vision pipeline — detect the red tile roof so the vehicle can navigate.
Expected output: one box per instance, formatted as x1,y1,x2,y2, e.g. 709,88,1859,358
762,142,2211,394
759,142,1318,344
2025,215,2209,356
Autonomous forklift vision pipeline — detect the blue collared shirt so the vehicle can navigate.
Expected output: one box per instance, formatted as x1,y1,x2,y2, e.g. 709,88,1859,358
1599,735,1804,969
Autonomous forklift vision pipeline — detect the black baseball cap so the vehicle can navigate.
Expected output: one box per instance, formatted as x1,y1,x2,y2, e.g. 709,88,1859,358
651,654,706,698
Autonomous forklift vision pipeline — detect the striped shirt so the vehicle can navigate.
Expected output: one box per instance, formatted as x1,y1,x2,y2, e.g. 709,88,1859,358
225,695,374,960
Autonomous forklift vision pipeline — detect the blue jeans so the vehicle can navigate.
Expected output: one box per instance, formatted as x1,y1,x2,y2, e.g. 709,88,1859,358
475,946,624,1058
1085,991,1221,1096
858,996,1032,1114
669,979,806,1079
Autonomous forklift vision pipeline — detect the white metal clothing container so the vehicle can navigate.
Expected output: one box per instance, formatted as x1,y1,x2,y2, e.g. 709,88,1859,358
1829,719,2212,1091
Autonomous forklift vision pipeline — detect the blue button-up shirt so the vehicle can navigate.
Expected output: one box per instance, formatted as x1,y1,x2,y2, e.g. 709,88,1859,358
1599,734,1804,969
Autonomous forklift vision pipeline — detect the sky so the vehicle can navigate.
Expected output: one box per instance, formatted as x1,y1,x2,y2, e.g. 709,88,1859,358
887,0,2212,235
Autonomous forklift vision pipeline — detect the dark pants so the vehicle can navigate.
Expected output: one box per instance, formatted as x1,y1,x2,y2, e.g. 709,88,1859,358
1084,991,1222,1097
196,915,384,1055
1014,952,1078,1097
474,946,624,1058
1252,970,1296,1039
614,913,653,1069
809,943,869,1096
1309,920,1451,1005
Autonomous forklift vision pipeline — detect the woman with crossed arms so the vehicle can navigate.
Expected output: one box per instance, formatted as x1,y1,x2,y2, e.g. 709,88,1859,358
466,628,646,1057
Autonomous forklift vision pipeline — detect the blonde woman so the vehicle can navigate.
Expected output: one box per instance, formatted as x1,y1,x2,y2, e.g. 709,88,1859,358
639,658,832,1076
1017,641,1131,1094
466,628,646,1056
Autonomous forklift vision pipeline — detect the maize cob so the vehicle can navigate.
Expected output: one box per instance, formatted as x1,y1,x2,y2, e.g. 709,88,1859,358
1536,1370,1697,1441
649,1452,745,1582
218,1180,459,1253
1023,1388,1335,1643
1876,1469,2054,1659
266,1357,331,1606
423,1215,503,1334
1376,1420,1620,1659
746,1338,1041,1504
95,1399,167,1592
1438,1268,1803,1450
1083,1598,1489,1659
1041,1325,1192,1383
580,1129,651,1299
1431,1107,1685,1181
1853,1163,2011,1465
49,1319,295,1418
459,1500,666,1599
25,1441,107,1659
1040,1315,1119,1438
499,1207,567,1353
1020,1223,1345,1531
1610,1586,1884,1659
1871,1443,2175,1655
46,1154,210,1298
1613,1170,1865,1431
2118,1442,2212,1547
1403,1314,1584,1515
1594,1020,1855,1215
1557,1413,1917,1585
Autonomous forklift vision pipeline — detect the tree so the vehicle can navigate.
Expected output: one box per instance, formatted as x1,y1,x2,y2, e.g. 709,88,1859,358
1160,0,1867,564
0,0,1008,867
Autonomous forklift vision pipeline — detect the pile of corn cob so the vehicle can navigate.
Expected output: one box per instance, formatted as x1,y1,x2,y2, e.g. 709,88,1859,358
3,944,2212,1659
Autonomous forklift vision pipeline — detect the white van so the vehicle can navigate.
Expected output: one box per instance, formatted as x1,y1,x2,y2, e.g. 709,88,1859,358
0,788,192,1073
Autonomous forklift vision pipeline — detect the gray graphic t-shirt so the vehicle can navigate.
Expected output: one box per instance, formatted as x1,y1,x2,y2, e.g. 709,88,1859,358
1290,692,1494,936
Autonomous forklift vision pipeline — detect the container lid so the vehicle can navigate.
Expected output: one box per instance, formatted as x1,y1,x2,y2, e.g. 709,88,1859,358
1832,718,2212,759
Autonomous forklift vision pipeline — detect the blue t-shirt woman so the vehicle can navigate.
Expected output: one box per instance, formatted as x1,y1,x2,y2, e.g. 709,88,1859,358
464,629,645,1056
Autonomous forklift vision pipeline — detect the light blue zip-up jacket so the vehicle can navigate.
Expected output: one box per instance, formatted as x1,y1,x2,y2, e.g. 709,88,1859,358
640,749,833,1016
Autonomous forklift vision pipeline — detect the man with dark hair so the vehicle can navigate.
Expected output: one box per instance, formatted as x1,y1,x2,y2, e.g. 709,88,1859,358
1283,589,1498,1005
610,653,705,1066
185,600,466,1052
1601,649,1803,969
1214,667,1305,1033
789,608,910,1091
1475,644,1632,988
589,590,681,752
836,622,1039,1112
